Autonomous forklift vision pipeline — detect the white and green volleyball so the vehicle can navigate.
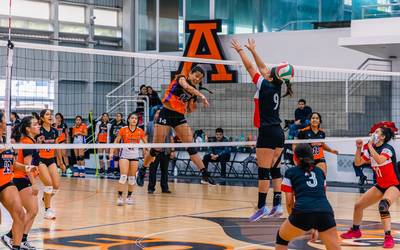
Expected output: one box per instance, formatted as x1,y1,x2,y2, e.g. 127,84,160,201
275,62,294,82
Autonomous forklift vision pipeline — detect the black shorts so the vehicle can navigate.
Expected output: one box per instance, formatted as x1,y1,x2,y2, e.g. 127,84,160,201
374,184,400,194
13,178,32,191
0,181,15,193
39,157,56,166
156,107,187,128
289,212,336,232
119,158,139,162
256,125,285,149
315,158,326,165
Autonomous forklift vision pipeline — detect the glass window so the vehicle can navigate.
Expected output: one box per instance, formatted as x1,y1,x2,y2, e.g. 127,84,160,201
160,0,179,52
0,0,49,20
94,9,118,27
59,4,85,23
186,0,209,20
138,0,156,51
59,23,87,34
216,0,254,34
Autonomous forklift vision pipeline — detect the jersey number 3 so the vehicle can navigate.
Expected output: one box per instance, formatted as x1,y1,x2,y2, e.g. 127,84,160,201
306,172,318,188
273,93,280,110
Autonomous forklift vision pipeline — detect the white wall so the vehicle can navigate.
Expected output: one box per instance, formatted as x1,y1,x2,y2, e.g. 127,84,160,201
219,28,373,69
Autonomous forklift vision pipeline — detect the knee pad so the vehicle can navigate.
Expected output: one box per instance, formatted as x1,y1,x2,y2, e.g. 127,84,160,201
119,175,127,184
99,155,104,160
379,199,391,219
128,176,136,185
113,156,120,161
276,231,289,246
270,167,282,179
187,147,197,156
150,148,161,157
43,186,53,194
79,156,84,161
258,167,270,180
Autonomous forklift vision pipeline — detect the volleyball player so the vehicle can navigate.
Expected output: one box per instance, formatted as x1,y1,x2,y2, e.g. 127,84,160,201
136,66,215,186
231,39,292,221
96,113,110,178
110,113,147,205
37,109,60,220
276,143,340,250
341,127,399,248
0,113,26,250
54,113,69,176
72,116,87,177
296,112,338,175
109,113,126,178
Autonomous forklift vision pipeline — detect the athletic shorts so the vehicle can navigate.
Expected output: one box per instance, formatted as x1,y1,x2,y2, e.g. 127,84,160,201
120,148,139,161
289,212,336,232
39,157,56,166
156,107,187,128
0,181,14,193
315,158,326,165
13,178,32,191
256,125,285,149
375,184,400,194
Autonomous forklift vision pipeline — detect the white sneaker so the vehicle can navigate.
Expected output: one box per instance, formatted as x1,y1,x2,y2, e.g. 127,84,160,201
117,197,124,206
44,209,56,220
21,240,37,250
1,234,12,249
125,196,134,205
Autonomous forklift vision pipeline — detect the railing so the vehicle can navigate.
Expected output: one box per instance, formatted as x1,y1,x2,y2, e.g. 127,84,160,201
276,20,317,32
362,3,400,19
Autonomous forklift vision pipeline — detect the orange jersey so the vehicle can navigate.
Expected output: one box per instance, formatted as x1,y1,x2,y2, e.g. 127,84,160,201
162,76,195,115
56,123,68,143
118,127,145,144
16,137,39,178
73,124,87,137
38,127,58,159
297,127,326,160
0,149,14,186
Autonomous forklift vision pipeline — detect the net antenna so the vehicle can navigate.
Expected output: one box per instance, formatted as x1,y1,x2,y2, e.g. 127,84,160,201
4,0,14,144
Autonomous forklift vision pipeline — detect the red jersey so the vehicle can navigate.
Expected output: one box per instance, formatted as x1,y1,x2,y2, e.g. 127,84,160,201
362,143,399,188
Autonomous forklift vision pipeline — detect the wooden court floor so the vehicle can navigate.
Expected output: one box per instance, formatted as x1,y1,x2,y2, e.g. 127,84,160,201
1,177,400,250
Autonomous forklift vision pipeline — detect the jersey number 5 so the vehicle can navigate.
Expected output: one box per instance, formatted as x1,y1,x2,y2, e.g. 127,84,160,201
273,93,280,110
306,172,318,188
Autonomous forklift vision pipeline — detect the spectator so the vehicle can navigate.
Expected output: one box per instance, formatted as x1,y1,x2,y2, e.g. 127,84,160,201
147,86,162,121
288,99,312,139
146,109,173,194
10,112,21,127
202,128,231,178
136,85,148,114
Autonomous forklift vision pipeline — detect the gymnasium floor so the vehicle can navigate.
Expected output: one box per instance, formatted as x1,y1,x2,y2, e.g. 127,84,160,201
1,177,400,250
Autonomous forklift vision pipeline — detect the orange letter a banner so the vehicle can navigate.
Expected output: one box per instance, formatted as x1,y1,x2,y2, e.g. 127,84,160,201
171,20,237,83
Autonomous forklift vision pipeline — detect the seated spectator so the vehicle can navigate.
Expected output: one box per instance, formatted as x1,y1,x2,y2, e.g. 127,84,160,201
135,84,148,114
147,86,163,121
288,99,312,139
202,128,231,178
10,112,21,127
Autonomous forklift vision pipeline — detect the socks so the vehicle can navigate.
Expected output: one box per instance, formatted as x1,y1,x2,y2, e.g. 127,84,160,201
273,192,282,207
22,234,28,242
352,224,360,231
385,230,391,236
127,191,132,197
118,191,123,197
257,192,267,209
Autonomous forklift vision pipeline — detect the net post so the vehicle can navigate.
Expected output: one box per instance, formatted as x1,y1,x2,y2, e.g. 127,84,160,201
4,40,14,145
89,111,99,176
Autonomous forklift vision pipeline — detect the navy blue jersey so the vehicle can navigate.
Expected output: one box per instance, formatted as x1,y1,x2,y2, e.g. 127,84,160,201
110,121,126,142
297,127,326,160
282,166,333,214
252,71,282,128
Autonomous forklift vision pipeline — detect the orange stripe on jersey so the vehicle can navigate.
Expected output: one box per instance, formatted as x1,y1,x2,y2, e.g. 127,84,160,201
118,127,145,144
162,76,190,115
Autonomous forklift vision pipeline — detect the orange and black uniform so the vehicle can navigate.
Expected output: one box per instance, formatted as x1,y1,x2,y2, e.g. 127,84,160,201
118,126,146,160
157,75,193,128
38,127,59,166
297,126,326,164
56,123,68,143
14,136,39,191
0,148,15,192
97,122,108,143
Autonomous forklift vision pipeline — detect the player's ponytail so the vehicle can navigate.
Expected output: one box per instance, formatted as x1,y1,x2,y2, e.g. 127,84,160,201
294,143,314,173
282,81,293,98
12,116,34,142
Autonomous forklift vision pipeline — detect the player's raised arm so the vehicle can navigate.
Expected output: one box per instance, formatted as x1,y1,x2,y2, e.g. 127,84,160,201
231,39,257,79
245,38,271,80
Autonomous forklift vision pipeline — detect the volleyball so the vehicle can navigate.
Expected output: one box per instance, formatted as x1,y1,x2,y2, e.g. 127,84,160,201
275,62,294,82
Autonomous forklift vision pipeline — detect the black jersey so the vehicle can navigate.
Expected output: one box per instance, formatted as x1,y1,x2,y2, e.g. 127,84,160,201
110,121,126,142
97,122,109,143
38,127,58,159
252,71,282,128
297,127,326,160
282,166,333,214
